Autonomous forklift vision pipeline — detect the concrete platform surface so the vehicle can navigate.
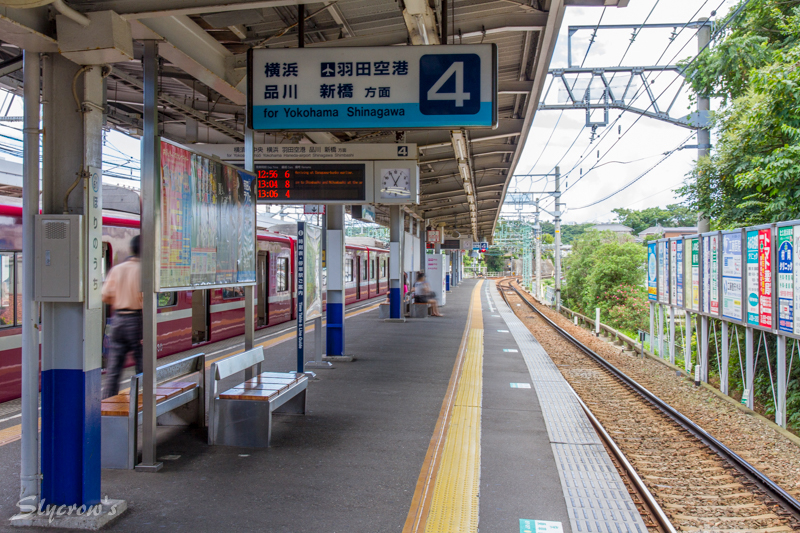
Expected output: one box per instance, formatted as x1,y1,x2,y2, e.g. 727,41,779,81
0,280,621,532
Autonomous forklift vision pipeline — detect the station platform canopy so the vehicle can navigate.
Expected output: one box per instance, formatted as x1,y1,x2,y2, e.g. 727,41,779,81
0,0,627,240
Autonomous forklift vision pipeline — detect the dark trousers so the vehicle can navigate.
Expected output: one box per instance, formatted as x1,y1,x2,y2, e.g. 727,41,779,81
103,313,143,399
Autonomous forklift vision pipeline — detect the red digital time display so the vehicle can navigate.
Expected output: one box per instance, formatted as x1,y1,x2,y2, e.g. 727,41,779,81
255,163,366,203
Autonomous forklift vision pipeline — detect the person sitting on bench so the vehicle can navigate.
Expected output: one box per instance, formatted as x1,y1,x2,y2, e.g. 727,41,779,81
413,272,443,317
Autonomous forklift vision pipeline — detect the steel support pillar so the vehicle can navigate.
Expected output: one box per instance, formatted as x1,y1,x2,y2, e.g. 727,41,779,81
649,302,654,355
658,304,664,358
243,127,256,376
669,306,675,365
137,40,162,472
389,206,403,319
777,334,787,427
700,316,709,382
40,54,104,504
720,321,729,395
20,50,40,508
745,327,754,409
326,205,345,355
684,311,692,373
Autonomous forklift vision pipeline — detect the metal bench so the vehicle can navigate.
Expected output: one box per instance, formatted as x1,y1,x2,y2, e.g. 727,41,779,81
209,346,308,447
101,353,205,470
409,303,429,318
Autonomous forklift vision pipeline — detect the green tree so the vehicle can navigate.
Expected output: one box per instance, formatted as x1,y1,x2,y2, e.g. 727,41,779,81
679,0,800,227
563,231,646,315
612,205,697,234
540,222,592,244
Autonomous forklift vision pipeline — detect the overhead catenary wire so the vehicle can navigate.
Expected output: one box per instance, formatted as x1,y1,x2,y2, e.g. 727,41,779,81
558,0,739,204
569,132,696,210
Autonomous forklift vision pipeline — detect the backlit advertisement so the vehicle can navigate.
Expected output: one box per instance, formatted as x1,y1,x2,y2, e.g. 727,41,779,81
722,232,742,321
746,230,759,325
647,243,657,302
778,226,793,333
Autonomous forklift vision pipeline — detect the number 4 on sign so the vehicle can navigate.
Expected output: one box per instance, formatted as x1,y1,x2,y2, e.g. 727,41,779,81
427,62,470,107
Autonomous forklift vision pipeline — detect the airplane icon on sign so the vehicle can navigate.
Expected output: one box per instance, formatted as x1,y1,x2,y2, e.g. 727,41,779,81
321,62,335,77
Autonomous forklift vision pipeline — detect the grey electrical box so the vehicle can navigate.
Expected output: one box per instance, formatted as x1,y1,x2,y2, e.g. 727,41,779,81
35,215,84,302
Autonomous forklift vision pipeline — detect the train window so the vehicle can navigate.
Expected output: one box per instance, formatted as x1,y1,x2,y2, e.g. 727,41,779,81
157,292,178,308
381,259,386,278
371,260,375,280
222,287,244,299
15,253,22,325
363,259,368,280
0,253,13,328
345,259,353,282
276,257,289,292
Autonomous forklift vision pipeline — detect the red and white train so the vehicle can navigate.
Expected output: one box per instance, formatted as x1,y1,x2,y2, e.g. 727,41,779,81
0,197,389,403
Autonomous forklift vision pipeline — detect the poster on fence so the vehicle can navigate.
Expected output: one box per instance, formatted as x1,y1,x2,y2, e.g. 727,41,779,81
759,228,773,329
676,239,684,308
722,232,742,321
690,238,700,312
702,236,710,314
746,230,759,325
778,225,793,333
648,243,658,302
159,140,256,290
670,240,677,305
710,233,719,315
658,240,669,305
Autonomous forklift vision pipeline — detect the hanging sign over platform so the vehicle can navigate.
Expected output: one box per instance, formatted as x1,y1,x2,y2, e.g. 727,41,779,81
247,45,498,131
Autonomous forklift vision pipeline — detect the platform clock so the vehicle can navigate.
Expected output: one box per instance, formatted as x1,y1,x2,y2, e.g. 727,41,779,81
381,168,411,200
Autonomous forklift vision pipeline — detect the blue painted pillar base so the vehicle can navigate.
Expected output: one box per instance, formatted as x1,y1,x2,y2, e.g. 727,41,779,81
446,274,450,292
390,287,401,319
41,368,102,506
326,302,345,356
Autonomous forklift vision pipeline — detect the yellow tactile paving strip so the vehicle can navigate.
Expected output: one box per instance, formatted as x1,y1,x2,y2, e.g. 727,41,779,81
404,281,484,533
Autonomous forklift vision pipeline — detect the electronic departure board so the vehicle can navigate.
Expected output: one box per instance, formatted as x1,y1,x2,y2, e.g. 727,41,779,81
255,163,367,204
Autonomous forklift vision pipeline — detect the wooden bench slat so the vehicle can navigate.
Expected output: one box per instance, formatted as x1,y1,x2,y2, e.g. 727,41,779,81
101,402,130,417
219,387,281,401
257,372,298,379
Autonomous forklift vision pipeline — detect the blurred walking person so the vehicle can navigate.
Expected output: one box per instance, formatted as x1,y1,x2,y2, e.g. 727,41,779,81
101,235,143,398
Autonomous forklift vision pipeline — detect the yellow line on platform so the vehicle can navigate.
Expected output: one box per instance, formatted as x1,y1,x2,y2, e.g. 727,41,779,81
0,302,381,448
403,281,484,533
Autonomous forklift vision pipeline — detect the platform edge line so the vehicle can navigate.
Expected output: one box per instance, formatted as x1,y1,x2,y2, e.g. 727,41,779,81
402,280,483,533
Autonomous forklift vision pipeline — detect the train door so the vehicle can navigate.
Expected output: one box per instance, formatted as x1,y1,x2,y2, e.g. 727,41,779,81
355,258,361,300
191,290,210,344
257,251,268,327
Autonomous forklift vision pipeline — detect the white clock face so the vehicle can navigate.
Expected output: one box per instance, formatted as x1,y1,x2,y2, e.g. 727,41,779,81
381,168,411,199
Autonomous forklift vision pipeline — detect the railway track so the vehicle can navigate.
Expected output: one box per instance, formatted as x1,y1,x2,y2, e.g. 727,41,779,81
495,277,800,533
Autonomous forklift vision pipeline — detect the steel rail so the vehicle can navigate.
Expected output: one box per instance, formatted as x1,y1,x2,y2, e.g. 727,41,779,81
504,279,800,524
494,278,673,533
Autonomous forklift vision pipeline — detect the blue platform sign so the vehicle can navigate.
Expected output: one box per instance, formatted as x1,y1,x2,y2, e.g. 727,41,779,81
248,45,498,131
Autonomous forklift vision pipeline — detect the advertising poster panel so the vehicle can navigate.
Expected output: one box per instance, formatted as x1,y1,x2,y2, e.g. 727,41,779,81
710,233,719,315
778,226,793,333
722,232,743,321
160,140,256,290
759,228,773,329
304,224,323,321
237,170,256,283
702,236,710,314
647,243,657,301
670,240,678,305
676,239,684,308
795,225,800,335
690,238,700,311
746,230,759,325
160,142,193,288
658,240,669,305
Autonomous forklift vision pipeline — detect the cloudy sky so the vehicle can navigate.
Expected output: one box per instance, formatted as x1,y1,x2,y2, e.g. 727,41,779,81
504,0,739,225
0,0,739,225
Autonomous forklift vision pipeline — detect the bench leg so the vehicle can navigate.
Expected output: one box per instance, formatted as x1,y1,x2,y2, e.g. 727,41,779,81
274,389,307,415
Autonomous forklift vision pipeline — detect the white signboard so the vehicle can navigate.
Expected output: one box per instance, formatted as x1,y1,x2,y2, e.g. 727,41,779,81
187,143,417,162
722,232,743,321
248,45,498,131
670,240,677,305
658,240,669,305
